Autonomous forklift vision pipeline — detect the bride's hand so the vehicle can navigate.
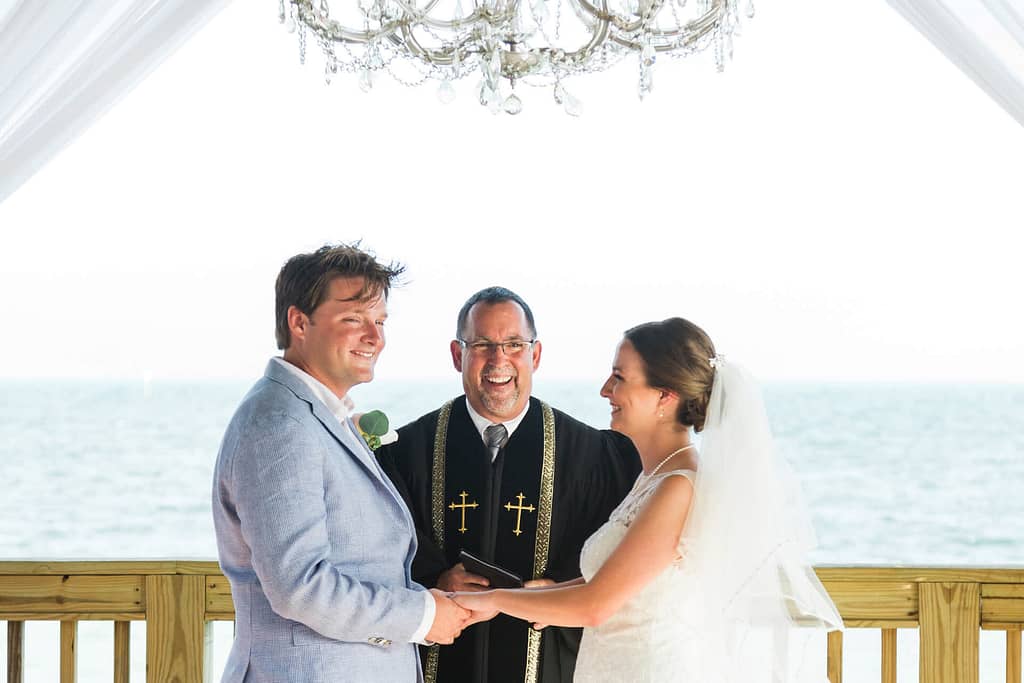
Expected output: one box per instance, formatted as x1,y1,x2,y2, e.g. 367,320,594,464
452,591,499,625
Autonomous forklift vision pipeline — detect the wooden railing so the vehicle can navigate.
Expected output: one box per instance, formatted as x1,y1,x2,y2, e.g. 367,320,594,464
1,562,1022,682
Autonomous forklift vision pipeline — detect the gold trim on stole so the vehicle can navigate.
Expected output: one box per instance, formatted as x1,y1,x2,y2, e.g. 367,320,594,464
425,400,454,683
424,400,556,683
524,402,556,683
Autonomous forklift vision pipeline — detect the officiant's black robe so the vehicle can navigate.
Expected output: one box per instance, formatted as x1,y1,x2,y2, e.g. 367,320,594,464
379,396,641,683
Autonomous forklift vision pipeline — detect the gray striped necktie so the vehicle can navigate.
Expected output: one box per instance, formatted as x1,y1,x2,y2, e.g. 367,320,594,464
484,423,508,461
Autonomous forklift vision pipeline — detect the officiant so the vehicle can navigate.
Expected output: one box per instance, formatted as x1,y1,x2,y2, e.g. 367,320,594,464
380,287,641,683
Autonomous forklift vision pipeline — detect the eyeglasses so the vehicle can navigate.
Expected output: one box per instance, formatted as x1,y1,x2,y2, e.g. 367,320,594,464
458,339,536,356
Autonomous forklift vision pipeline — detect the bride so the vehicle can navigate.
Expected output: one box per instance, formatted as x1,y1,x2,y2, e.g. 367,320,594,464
455,318,843,682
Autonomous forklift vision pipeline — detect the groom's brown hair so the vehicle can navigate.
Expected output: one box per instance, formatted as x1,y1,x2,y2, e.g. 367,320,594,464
274,242,405,350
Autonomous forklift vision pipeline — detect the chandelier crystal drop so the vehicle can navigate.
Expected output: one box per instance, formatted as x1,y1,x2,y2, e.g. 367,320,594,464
280,0,750,114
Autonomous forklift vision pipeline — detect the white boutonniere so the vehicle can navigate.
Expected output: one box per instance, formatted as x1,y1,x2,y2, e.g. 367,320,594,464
355,410,398,451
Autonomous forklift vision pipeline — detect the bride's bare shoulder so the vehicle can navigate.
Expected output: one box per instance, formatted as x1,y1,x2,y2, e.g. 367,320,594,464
640,474,694,521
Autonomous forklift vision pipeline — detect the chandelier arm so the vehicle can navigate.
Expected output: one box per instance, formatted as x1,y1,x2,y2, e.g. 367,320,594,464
294,1,404,43
393,24,483,65
553,0,611,64
610,14,718,48
416,9,493,29
569,0,723,38
568,0,643,32
386,0,494,30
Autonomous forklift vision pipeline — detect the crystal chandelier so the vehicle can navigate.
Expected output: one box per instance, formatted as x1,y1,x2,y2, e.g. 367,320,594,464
280,0,752,115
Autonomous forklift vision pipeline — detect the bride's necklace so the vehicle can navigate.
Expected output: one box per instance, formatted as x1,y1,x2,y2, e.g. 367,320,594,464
642,443,696,479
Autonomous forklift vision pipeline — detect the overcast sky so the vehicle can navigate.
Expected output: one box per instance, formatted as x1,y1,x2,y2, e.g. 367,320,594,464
1,0,1022,384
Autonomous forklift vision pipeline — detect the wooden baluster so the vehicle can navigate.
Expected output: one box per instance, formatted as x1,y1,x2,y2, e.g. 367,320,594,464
7,620,24,683
1008,628,1022,683
920,582,979,683
60,620,77,683
881,628,897,683
146,575,204,683
827,630,843,683
114,621,130,683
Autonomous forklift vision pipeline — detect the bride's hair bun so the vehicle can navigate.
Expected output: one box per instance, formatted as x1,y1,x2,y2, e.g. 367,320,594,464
623,317,716,432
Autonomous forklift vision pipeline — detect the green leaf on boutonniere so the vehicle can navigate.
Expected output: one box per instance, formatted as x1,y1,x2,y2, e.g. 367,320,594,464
358,410,390,451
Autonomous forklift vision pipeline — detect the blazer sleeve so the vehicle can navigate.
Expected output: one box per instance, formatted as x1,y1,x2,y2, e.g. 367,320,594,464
227,411,428,643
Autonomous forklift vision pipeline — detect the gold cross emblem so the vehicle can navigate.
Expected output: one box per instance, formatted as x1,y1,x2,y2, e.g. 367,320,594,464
504,493,536,536
448,491,478,534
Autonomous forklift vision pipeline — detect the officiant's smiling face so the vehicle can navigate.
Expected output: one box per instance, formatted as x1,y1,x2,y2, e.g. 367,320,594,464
452,301,542,422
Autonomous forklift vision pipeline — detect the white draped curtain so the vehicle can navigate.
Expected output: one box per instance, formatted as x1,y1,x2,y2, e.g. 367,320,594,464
0,0,233,205
886,0,1024,126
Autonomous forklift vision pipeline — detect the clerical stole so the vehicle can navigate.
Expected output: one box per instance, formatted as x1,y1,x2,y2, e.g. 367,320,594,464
426,398,555,683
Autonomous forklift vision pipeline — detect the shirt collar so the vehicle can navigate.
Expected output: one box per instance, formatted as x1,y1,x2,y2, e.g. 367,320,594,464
273,357,354,425
464,397,530,445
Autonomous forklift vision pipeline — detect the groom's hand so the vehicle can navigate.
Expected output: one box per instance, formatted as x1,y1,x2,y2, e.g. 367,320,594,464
436,563,490,592
426,588,471,645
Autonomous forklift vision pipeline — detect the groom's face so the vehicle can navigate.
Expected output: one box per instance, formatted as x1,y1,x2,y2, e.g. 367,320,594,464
451,301,541,423
290,276,387,397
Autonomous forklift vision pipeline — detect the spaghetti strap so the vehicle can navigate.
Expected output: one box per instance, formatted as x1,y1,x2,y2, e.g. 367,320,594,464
657,469,696,484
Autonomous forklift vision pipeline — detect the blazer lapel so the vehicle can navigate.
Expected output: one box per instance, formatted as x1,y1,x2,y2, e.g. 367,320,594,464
311,400,417,538
264,360,382,482
263,360,414,526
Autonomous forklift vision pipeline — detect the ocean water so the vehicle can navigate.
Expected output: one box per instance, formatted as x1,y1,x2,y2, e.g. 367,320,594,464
1,378,1023,680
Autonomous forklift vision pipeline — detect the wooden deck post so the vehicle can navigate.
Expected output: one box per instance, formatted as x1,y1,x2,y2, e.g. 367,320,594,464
60,620,77,683
920,582,979,683
7,620,24,683
114,621,131,683
146,575,205,683
881,628,897,683
1008,628,1021,683
827,630,842,683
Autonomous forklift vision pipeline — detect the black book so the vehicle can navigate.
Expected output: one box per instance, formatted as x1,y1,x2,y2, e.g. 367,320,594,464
458,549,524,589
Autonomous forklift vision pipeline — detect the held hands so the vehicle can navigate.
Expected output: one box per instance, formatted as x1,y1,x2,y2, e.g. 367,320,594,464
450,591,499,626
435,563,490,592
427,562,498,644
430,568,555,637
426,588,471,645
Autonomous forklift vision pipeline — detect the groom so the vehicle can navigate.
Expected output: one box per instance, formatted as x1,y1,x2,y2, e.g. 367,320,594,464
212,244,469,682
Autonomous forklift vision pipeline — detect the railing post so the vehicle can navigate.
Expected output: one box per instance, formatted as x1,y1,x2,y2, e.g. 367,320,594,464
920,582,979,683
146,575,205,683
7,620,24,683
60,621,77,683
1008,628,1021,683
114,621,131,683
881,628,897,683
827,630,842,683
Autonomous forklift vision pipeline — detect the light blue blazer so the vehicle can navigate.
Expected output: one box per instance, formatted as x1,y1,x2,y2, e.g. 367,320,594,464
212,360,427,682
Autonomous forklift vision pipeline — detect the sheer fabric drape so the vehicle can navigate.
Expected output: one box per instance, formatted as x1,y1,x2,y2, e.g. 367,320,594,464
0,0,232,204
887,0,1024,126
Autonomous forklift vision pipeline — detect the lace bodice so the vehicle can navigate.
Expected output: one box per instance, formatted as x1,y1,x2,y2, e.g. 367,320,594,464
573,469,705,682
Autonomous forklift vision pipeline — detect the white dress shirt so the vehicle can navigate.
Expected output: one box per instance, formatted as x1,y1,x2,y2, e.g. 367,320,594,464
272,357,436,644
464,398,530,461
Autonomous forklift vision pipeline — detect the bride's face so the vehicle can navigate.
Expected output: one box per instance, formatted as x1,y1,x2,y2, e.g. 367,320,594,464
600,339,662,440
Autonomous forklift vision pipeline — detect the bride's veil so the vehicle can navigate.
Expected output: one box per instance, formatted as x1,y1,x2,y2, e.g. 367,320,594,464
682,359,843,681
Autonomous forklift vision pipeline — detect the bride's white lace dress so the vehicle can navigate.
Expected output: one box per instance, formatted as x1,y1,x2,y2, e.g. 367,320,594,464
573,469,705,683
571,361,843,683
